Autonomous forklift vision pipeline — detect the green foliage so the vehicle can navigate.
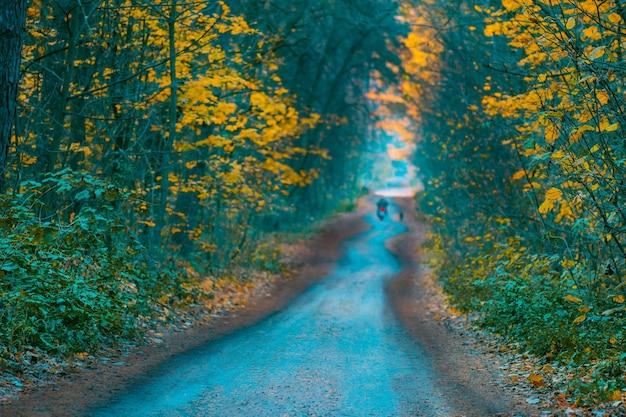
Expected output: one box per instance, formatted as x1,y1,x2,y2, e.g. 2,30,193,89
0,169,190,359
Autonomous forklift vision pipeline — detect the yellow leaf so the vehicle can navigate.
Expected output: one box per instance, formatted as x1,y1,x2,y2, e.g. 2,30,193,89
545,187,563,201
610,390,622,401
573,314,587,324
605,122,619,132
582,26,601,41
608,13,622,24
545,124,559,143
555,203,575,223
502,0,523,11
527,373,545,387
75,352,89,360
566,17,576,29
524,181,541,191
596,91,609,105
538,199,554,214
565,294,582,303
588,45,605,60
576,124,594,133
613,295,625,303
551,150,565,159
512,169,527,180
589,144,600,153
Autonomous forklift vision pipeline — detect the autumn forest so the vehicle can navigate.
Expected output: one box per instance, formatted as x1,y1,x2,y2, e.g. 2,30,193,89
1,0,626,407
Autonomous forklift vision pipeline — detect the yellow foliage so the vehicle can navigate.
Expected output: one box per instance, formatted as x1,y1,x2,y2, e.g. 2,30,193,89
555,203,576,223
544,124,559,143
551,149,565,159
562,259,576,269
596,91,609,105
501,0,524,11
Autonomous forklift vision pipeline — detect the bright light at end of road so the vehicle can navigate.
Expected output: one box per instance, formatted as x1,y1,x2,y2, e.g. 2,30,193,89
373,184,423,198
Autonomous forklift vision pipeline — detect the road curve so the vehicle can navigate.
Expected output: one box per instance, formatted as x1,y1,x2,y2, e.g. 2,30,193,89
91,200,456,417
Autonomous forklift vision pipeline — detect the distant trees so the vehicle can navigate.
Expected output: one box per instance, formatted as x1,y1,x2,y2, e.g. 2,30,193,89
236,0,406,219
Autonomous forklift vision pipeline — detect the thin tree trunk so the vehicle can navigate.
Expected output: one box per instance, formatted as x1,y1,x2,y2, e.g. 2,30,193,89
153,0,178,250
0,0,27,192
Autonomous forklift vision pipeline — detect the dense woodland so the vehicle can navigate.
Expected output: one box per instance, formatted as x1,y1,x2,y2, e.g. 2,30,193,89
2,0,626,406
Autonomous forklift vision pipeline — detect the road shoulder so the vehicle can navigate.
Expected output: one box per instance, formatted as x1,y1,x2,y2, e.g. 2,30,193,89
386,197,543,416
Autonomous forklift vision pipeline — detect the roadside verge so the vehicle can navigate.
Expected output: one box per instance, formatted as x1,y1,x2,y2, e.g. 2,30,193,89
386,197,543,416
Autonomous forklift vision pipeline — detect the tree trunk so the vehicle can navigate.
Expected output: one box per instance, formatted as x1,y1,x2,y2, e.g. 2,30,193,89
0,0,27,192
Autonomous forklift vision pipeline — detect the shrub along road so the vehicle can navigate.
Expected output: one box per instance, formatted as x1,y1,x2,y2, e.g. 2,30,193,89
2,196,543,416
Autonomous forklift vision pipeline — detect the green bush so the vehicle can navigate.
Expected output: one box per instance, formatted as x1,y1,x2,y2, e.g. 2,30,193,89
0,169,190,358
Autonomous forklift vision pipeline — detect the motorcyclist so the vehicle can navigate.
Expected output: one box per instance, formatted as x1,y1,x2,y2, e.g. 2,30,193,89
376,198,389,220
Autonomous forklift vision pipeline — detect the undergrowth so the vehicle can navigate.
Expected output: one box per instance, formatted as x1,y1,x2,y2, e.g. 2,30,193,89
0,171,192,367
425,229,626,405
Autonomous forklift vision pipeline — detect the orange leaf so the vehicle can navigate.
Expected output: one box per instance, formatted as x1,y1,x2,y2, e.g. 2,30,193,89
527,373,545,388
565,294,582,303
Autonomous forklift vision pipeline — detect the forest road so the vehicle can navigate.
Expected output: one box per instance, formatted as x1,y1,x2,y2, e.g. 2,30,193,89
84,197,534,417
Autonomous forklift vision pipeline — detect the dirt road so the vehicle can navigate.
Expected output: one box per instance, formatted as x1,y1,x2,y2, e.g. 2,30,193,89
2,196,540,416
91,200,453,416
86,197,536,416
